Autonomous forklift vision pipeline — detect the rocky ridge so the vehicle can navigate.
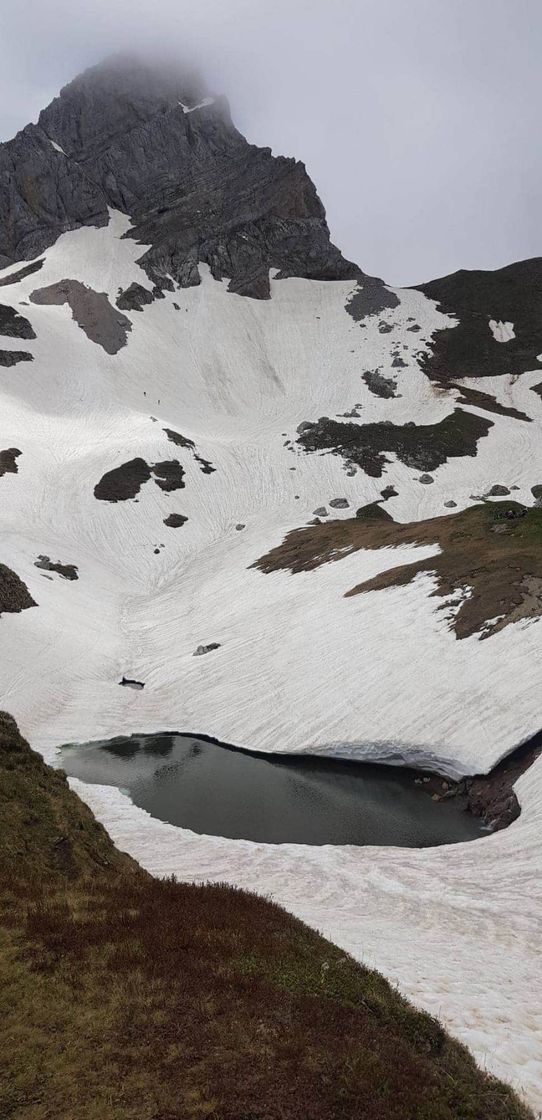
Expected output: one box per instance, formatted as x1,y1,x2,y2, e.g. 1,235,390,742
0,54,359,299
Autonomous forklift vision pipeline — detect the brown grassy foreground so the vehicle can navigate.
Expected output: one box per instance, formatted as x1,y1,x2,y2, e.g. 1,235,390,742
253,501,542,640
0,712,533,1120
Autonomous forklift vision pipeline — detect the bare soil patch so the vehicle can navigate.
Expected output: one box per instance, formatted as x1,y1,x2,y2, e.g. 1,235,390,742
363,369,398,399
0,349,33,366
163,426,195,449
152,459,185,491
94,458,151,501
448,381,532,422
416,258,542,381
116,282,154,311
297,408,492,478
0,564,36,616
0,258,43,286
34,555,78,580
0,303,35,339
94,457,186,500
0,448,21,477
30,280,131,354
414,732,542,830
164,513,188,527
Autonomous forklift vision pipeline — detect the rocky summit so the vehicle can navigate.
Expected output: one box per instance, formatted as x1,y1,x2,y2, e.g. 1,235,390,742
0,54,359,297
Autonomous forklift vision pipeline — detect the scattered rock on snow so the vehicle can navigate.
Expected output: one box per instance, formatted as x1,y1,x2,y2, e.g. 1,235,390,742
116,282,155,312
119,677,145,690
486,484,510,496
34,555,78,580
419,474,434,484
380,485,398,500
164,513,188,528
363,369,398,399
0,563,36,617
329,498,349,509
0,349,34,366
193,643,221,656
0,448,21,477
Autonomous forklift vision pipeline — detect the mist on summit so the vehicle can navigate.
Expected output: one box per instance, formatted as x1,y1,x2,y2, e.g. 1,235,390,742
1,0,541,284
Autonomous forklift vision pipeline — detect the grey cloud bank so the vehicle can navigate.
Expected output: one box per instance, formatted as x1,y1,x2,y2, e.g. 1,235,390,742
0,0,541,285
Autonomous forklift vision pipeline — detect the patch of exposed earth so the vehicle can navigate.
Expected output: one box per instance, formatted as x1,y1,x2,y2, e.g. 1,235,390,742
30,280,131,354
0,303,36,339
94,457,185,501
34,555,78,580
296,408,493,478
0,259,44,286
116,282,155,312
447,382,532,422
0,448,21,477
163,513,188,528
0,350,34,366
152,460,185,492
415,258,542,381
0,564,36,616
416,732,542,831
253,500,542,640
164,427,216,474
362,370,399,399
345,276,399,321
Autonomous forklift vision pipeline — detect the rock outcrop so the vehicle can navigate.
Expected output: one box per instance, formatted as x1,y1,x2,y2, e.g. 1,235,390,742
0,54,359,299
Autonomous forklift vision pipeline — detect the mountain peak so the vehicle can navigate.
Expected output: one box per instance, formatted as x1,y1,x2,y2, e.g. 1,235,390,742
38,53,210,159
0,55,359,296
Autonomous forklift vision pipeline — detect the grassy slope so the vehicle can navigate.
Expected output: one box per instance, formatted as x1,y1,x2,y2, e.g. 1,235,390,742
254,501,542,639
0,712,533,1120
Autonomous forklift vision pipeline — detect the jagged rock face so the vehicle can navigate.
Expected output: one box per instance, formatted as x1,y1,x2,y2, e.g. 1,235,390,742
416,258,542,380
0,55,359,298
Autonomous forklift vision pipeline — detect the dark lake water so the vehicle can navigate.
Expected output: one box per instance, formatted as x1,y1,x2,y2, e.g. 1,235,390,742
59,730,483,842
60,733,484,848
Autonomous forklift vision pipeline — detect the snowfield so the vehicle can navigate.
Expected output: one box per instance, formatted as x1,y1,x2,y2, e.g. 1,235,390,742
1,212,542,1111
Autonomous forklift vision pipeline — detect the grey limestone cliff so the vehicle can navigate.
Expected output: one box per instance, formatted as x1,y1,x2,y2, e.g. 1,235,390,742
0,54,359,299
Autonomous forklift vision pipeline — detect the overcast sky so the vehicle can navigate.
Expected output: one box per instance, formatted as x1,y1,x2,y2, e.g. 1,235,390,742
0,0,540,285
